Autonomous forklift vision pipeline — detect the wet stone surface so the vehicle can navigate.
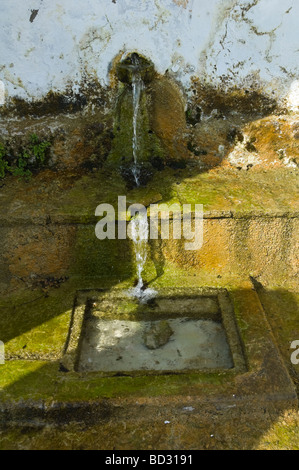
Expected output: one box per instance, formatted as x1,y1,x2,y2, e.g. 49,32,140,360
78,316,233,372
143,320,174,350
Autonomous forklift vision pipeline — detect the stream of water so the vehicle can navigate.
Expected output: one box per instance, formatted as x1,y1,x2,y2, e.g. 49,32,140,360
128,55,156,302
128,209,156,302
131,64,143,187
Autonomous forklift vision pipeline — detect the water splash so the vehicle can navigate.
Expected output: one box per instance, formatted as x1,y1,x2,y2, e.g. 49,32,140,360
127,209,156,303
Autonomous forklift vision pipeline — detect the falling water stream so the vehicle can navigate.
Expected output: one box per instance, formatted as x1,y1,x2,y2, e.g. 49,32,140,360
128,208,156,302
131,56,143,187
128,55,156,302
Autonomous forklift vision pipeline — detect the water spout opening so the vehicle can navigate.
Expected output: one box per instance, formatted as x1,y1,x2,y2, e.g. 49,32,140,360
116,52,155,85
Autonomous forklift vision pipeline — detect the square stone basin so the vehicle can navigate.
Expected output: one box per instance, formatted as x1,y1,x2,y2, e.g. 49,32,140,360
62,288,246,375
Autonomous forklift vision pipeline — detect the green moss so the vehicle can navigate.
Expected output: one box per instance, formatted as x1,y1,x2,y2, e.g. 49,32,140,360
0,361,57,400
0,280,236,402
57,171,126,222
69,225,134,280
256,289,299,383
258,413,299,450
53,167,299,219
0,143,9,178
0,283,76,359
229,290,250,350
56,371,229,401
174,168,299,215
0,279,129,365
0,282,297,410
5,311,71,360
0,359,232,403
107,84,165,171
0,134,51,179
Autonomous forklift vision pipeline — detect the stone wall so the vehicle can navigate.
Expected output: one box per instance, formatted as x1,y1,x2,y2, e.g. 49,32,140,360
0,0,298,109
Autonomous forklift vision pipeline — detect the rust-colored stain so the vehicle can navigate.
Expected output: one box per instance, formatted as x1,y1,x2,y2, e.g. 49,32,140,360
109,51,125,88
173,0,189,8
149,75,189,159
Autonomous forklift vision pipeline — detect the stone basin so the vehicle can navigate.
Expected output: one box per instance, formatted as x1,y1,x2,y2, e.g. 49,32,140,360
62,288,246,375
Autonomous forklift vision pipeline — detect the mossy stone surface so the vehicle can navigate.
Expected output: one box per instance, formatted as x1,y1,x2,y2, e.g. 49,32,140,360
107,85,165,169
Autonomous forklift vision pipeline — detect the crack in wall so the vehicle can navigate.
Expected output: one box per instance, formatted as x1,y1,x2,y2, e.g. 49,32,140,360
198,0,239,79
237,0,295,65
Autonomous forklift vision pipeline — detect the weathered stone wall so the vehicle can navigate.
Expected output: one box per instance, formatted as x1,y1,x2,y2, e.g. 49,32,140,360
0,0,298,109
0,216,297,293
0,1,298,293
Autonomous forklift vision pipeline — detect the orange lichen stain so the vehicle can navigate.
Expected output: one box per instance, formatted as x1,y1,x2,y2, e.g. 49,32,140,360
5,226,76,278
162,220,230,273
193,120,228,157
163,239,199,269
108,51,125,89
173,0,189,8
149,75,189,159
200,154,222,168
196,220,231,271
244,116,299,167
202,113,299,171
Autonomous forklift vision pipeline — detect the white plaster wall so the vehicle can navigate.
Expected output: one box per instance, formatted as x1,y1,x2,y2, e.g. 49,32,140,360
0,0,298,107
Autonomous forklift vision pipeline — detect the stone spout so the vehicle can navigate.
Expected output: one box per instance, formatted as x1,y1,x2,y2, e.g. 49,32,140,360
116,53,155,85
